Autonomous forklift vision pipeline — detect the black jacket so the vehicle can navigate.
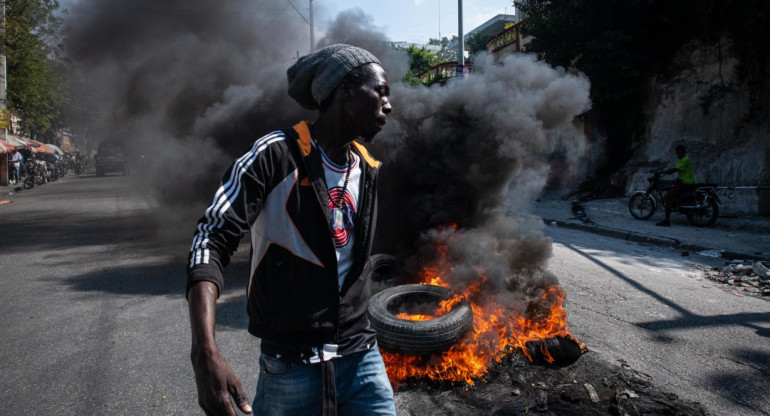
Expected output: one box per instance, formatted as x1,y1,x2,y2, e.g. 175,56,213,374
187,121,380,356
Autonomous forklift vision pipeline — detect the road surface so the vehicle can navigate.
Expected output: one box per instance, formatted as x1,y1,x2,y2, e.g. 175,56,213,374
1,175,767,415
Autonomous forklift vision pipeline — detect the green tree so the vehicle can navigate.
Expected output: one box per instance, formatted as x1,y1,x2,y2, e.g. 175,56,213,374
515,0,770,176
516,0,709,173
465,31,489,56
399,44,441,86
2,0,67,139
429,35,460,62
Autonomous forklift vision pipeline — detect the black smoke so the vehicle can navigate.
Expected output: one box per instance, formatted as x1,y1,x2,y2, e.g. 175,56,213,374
373,53,590,304
62,2,591,307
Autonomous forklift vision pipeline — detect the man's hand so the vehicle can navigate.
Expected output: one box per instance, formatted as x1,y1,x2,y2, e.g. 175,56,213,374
191,347,252,415
188,281,252,415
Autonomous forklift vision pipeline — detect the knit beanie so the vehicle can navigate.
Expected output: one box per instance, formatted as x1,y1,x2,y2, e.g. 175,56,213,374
287,44,381,110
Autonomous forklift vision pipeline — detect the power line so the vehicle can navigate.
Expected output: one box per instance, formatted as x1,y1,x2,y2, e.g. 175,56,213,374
285,0,309,25
256,0,282,26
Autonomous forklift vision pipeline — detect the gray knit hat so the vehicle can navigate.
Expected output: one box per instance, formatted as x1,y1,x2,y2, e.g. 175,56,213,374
287,44,381,110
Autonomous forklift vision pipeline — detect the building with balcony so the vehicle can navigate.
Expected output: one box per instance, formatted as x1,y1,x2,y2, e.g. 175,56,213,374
485,20,533,61
417,12,530,83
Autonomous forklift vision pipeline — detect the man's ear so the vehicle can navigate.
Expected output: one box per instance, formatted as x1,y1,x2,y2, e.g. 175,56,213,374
337,79,354,101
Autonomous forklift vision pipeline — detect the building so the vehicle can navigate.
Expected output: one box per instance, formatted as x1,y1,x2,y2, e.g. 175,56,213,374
485,20,533,61
418,12,529,83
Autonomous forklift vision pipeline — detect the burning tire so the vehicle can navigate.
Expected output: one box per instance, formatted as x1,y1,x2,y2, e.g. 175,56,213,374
368,284,473,355
366,254,403,296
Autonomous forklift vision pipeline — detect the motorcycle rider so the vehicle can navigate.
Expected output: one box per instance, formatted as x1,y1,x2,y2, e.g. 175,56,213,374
656,144,695,226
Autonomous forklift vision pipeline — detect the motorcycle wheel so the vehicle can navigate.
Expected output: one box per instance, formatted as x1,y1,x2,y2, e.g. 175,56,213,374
628,193,656,220
686,198,719,227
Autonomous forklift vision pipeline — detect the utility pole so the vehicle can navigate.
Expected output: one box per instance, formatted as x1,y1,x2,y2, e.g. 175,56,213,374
1,0,7,118
287,0,314,52
309,0,314,51
456,0,465,78
0,0,8,186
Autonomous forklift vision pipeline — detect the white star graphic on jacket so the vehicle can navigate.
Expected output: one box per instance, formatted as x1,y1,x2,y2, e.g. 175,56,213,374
248,169,324,295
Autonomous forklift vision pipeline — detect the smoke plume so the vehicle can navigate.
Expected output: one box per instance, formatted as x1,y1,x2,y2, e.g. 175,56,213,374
62,2,591,308
373,53,590,307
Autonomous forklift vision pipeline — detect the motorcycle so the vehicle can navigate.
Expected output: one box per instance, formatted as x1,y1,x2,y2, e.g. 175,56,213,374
23,160,45,189
628,171,720,226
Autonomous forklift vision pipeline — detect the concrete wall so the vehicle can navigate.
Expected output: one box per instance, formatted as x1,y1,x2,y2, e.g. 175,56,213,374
624,36,770,215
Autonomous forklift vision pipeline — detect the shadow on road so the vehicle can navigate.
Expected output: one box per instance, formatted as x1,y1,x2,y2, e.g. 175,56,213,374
562,242,770,413
563,242,770,334
706,348,770,416
50,251,252,330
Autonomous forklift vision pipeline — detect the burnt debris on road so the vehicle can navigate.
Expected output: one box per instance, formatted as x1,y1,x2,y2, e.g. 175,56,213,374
693,260,770,298
395,349,706,415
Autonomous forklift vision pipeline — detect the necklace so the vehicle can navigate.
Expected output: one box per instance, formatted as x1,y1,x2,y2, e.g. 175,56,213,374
313,137,354,230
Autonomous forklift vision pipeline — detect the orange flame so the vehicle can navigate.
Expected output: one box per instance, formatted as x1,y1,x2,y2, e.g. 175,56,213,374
381,236,579,386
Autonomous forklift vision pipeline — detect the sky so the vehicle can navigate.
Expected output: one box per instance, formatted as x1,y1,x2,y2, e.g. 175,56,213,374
315,0,518,44
58,0,518,47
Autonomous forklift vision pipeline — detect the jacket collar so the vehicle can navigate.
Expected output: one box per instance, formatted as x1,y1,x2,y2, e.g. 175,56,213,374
292,121,381,169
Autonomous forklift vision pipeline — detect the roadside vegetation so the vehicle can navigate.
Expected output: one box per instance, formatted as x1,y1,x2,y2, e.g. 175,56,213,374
2,0,70,139
398,33,489,86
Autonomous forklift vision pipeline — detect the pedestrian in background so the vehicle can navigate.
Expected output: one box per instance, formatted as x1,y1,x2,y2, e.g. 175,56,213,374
186,44,395,416
19,151,26,179
9,149,21,184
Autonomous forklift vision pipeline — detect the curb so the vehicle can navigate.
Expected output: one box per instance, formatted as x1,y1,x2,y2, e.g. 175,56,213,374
541,218,767,261
542,218,681,247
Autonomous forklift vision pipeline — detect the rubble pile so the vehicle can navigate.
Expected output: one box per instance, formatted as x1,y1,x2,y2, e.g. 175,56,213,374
697,260,770,297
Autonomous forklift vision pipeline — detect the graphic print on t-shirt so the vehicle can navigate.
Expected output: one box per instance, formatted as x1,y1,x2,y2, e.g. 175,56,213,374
319,148,361,248
327,188,356,246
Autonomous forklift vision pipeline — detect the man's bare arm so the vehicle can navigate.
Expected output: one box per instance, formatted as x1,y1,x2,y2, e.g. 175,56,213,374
188,281,252,415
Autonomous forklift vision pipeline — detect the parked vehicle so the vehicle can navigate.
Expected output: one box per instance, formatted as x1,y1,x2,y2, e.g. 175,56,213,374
73,157,85,175
94,142,130,176
628,171,720,226
56,160,68,179
23,160,45,189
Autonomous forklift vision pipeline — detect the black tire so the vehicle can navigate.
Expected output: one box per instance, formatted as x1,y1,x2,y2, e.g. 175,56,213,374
368,284,474,355
686,197,719,227
367,254,399,280
628,193,656,220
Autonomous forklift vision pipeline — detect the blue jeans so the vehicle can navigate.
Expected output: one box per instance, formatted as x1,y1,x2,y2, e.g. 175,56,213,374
253,346,395,416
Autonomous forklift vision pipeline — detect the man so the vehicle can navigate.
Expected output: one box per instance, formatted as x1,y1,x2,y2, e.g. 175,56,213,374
9,149,21,184
187,44,395,416
656,144,695,226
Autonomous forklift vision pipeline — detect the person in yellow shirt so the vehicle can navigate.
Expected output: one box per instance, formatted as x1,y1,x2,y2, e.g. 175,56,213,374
657,145,695,226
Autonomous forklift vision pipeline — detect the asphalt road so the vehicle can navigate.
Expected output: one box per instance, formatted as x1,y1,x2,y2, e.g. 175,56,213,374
0,174,257,415
545,225,770,416
1,175,768,415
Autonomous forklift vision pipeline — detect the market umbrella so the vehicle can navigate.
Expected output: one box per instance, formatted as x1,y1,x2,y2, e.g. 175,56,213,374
5,135,28,149
30,144,54,154
0,139,15,154
60,141,76,153
44,143,65,156
26,139,46,149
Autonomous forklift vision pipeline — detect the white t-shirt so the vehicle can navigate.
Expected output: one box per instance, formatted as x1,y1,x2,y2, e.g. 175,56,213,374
317,145,361,292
